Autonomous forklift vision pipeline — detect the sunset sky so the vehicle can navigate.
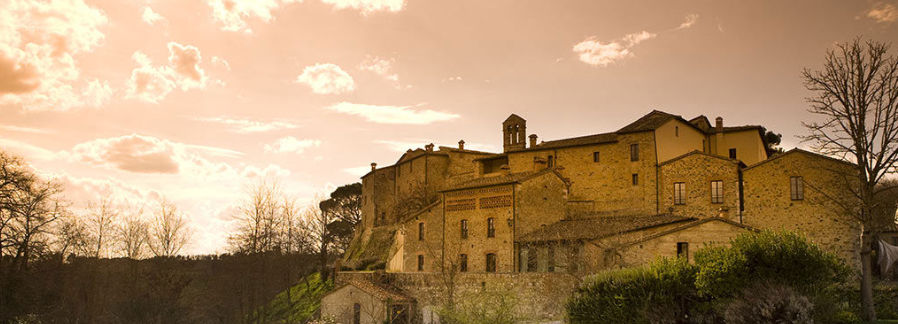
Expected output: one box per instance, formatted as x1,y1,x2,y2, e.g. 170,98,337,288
2,0,897,254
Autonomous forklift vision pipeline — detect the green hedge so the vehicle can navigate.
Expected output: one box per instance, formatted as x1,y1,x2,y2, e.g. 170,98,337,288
566,231,853,324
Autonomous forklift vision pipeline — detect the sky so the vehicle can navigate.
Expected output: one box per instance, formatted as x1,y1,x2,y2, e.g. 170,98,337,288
1,0,897,254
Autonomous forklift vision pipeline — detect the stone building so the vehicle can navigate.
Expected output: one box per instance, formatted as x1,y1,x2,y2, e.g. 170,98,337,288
333,110,866,323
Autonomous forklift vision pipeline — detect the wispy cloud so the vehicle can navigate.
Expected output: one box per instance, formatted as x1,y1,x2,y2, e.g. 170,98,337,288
325,102,461,124
867,2,898,24
320,0,406,15
125,42,211,103
193,117,298,133
295,63,356,95
263,137,321,154
359,55,410,89
142,6,166,25
0,125,56,134
573,31,656,67
676,14,699,30
207,0,303,34
68,134,241,175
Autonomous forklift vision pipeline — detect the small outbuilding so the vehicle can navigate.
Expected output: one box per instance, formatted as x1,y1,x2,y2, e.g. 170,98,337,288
320,279,415,324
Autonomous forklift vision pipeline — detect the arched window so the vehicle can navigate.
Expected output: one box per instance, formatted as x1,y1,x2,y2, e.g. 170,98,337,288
486,253,497,273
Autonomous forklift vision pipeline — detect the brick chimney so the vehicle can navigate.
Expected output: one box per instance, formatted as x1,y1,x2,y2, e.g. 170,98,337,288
458,140,465,150
425,143,434,152
529,134,538,148
715,117,723,131
371,162,377,171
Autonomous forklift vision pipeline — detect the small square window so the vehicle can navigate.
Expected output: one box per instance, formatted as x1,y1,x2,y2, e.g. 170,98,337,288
593,152,600,163
487,218,495,238
729,148,737,159
630,144,640,162
460,219,468,239
417,255,425,271
418,222,425,241
632,174,639,186
710,180,723,204
677,242,689,260
675,126,679,137
459,254,468,272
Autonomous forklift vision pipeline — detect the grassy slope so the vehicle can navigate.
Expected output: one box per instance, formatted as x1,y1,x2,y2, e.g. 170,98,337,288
260,272,333,323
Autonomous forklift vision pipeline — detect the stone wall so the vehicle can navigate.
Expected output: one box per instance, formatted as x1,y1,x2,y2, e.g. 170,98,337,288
443,184,516,273
743,151,861,268
614,219,748,266
334,271,580,322
401,202,444,273
321,283,387,324
659,152,741,220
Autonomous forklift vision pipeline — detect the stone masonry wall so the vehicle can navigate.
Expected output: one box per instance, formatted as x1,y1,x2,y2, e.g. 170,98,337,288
659,153,741,220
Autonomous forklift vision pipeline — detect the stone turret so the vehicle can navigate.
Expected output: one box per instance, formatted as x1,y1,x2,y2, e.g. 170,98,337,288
503,114,527,152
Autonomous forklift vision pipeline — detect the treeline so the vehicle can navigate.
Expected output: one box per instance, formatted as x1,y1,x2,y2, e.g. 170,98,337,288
0,150,362,323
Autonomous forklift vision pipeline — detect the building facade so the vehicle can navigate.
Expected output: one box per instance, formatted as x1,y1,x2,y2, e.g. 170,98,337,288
334,110,863,323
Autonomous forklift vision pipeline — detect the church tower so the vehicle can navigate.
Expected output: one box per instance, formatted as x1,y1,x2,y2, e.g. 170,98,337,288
503,114,527,152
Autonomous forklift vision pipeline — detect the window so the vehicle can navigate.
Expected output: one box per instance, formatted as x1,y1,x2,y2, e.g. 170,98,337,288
409,161,413,172
418,222,424,241
547,244,556,272
630,144,639,161
417,255,425,271
677,242,689,260
486,253,497,273
460,219,468,239
790,176,804,200
353,303,361,324
593,151,600,163
675,126,679,137
547,155,555,167
710,180,723,204
632,174,639,186
487,218,495,238
459,254,468,272
729,148,737,159
674,182,686,205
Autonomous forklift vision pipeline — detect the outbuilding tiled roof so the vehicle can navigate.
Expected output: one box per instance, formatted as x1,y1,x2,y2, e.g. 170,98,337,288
530,132,618,150
516,214,695,243
335,279,415,303
443,167,565,192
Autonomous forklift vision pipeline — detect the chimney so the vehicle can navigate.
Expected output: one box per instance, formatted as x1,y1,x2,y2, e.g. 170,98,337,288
715,117,723,132
529,134,538,148
425,143,434,152
371,162,377,171
458,140,465,150
715,117,724,155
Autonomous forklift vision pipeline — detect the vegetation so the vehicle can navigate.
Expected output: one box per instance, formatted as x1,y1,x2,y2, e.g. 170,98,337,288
566,231,856,324
257,272,333,324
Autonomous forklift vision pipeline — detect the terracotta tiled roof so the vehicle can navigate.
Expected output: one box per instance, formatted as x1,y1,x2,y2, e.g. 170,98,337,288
618,217,756,248
516,214,695,243
341,279,415,303
529,132,618,150
395,148,448,164
616,110,682,134
742,148,856,171
443,168,565,191
709,125,763,134
658,150,744,167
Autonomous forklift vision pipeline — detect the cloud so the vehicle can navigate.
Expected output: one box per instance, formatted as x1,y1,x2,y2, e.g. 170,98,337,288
263,136,321,154
676,14,699,30
42,171,162,208
241,164,292,178
573,31,656,67
295,63,356,95
142,6,166,25
211,56,231,71
442,76,462,82
207,0,303,33
359,55,398,79
325,102,460,124
0,125,55,134
0,138,60,161
867,2,898,23
0,0,112,112
194,116,298,133
68,134,241,175
125,42,210,103
320,0,405,15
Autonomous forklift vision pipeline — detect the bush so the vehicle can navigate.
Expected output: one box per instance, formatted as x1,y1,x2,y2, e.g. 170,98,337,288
566,231,853,324
438,287,531,324
566,258,700,324
694,230,851,300
723,282,814,324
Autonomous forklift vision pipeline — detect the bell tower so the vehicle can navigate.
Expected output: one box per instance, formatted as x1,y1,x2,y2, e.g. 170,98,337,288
503,114,527,152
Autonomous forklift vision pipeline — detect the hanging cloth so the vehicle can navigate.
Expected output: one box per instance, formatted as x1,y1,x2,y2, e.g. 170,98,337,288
877,239,898,275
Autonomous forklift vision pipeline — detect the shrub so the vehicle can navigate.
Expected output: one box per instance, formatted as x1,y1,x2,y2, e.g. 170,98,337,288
566,258,700,324
438,287,531,324
694,231,851,300
723,282,814,324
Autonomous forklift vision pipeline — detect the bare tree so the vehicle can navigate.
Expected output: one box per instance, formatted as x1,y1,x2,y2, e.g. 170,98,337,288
7,178,64,270
801,38,898,321
118,202,149,259
147,197,191,257
53,211,90,259
229,179,284,254
0,151,34,268
84,198,118,258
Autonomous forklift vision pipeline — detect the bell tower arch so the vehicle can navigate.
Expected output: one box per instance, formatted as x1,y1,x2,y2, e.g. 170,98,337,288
503,114,527,152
